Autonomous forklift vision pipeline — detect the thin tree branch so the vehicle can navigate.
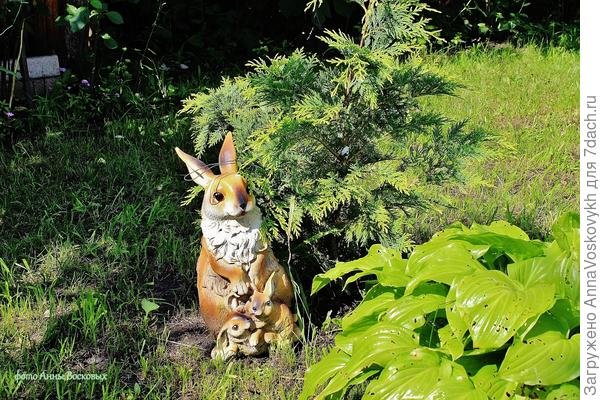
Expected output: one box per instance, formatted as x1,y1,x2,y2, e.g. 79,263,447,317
9,18,26,109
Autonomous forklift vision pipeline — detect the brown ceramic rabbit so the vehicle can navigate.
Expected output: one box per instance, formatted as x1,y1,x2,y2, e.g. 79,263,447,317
175,133,294,339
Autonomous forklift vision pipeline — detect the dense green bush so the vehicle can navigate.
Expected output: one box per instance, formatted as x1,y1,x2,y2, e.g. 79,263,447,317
181,0,486,256
302,213,580,399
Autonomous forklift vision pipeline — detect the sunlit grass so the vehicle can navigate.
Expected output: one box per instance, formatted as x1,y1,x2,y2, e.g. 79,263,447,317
415,45,579,240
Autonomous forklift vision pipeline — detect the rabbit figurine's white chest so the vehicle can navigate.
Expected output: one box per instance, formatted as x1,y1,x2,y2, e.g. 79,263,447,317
201,209,263,266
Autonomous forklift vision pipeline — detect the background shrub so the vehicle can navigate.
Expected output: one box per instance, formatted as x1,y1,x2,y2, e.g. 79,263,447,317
181,0,487,266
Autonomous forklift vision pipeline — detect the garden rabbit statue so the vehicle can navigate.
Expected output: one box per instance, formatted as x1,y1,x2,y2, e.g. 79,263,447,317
175,132,299,359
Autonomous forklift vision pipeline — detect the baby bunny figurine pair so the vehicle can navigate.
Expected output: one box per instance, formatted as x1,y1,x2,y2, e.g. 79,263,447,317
211,272,301,360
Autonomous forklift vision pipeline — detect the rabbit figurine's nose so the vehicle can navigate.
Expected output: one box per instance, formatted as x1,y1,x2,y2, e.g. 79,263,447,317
240,202,247,210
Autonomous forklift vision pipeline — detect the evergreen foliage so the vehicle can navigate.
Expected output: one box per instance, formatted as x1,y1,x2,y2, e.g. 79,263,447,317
181,0,486,254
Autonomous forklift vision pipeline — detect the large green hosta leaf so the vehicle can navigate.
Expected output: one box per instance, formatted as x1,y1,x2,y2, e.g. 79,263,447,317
337,285,403,351
507,250,571,293
546,299,579,331
507,212,579,314
338,289,445,351
438,281,471,359
363,348,487,400
499,332,580,385
438,324,465,360
450,232,545,263
382,293,447,330
477,220,531,240
546,242,579,309
472,365,518,400
523,299,579,341
405,241,486,294
376,258,410,287
421,220,529,243
299,348,350,400
551,212,580,261
342,257,409,290
545,382,580,399
508,239,579,310
313,323,419,399
448,270,555,349
443,220,545,266
311,244,407,294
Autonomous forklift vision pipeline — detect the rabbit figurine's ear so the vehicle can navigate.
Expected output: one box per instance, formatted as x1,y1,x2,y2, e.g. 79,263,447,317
264,272,277,299
175,147,214,188
211,327,229,360
219,132,238,174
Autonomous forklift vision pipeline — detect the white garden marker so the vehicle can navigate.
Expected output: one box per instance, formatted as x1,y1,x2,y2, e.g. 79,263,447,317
15,55,61,96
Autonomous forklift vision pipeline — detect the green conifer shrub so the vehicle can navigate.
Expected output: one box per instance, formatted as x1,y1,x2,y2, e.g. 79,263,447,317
180,0,486,257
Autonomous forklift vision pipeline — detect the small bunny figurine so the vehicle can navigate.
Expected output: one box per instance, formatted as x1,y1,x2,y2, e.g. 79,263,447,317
211,313,267,360
245,273,302,344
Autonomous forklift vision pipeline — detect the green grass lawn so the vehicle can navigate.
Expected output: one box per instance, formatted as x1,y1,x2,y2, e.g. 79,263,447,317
0,119,316,399
0,45,579,399
416,45,579,241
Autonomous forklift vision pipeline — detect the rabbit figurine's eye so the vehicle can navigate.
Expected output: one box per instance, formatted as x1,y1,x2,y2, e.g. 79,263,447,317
213,192,224,202
232,324,238,330
265,300,272,306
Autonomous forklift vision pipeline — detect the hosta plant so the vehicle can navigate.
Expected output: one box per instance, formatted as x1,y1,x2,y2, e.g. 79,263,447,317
302,213,580,399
